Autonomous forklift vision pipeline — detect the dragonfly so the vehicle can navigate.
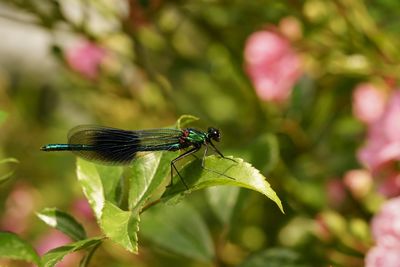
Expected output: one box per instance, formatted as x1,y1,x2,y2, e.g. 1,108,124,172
41,125,235,188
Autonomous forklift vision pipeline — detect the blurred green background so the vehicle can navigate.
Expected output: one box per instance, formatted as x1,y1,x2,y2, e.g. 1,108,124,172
1,0,400,266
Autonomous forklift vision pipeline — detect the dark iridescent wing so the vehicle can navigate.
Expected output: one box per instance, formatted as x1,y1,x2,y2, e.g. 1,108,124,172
68,125,183,164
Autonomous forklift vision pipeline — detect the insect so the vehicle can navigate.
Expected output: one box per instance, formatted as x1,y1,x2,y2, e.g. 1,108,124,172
41,125,235,188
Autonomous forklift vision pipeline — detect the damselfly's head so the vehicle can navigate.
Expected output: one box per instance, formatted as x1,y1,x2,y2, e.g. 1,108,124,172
207,127,221,142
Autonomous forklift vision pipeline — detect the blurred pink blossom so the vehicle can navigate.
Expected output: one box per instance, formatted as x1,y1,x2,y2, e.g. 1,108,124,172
72,198,95,221
36,230,71,256
35,230,79,267
343,169,372,199
365,245,400,267
366,197,400,266
244,30,302,102
352,83,386,124
66,41,107,80
371,196,400,247
357,90,400,171
378,172,400,198
0,183,37,234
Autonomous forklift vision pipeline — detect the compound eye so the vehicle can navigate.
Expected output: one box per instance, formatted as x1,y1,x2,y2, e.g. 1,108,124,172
208,127,220,142
214,133,221,142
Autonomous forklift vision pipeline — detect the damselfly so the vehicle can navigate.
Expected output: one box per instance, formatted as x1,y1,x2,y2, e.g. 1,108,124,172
41,125,235,188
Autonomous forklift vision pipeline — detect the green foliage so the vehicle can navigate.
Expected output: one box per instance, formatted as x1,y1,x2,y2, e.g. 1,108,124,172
37,208,87,241
0,232,40,265
40,237,103,267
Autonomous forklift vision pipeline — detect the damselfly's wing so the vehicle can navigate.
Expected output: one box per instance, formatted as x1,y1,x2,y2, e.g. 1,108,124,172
68,125,183,165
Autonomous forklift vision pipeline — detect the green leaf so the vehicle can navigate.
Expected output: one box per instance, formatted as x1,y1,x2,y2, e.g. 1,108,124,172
100,201,139,253
41,237,103,267
37,208,87,241
103,151,178,253
239,248,311,267
128,151,178,211
76,159,139,252
140,201,214,262
0,232,40,265
0,158,19,185
76,159,123,219
76,159,107,219
206,186,240,225
78,153,178,253
96,165,124,206
163,156,284,213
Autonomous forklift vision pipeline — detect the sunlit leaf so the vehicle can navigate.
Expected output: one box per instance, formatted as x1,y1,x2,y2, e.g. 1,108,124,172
0,232,39,265
37,208,87,241
140,201,214,262
96,165,124,206
76,159,107,219
100,201,139,253
41,237,103,267
163,156,283,213
128,151,178,212
77,159,124,217
76,159,138,252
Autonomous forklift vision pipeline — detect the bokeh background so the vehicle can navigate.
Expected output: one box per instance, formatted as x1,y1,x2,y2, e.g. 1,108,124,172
1,0,400,266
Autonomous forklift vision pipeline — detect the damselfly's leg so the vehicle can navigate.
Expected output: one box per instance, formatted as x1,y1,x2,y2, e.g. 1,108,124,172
170,145,200,189
201,144,235,180
209,141,238,163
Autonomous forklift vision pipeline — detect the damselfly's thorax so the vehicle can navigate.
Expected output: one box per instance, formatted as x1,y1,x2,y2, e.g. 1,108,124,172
180,128,207,145
180,127,221,145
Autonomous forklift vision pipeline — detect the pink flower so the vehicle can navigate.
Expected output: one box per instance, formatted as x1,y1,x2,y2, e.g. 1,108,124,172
244,29,302,102
35,230,72,256
371,197,400,247
357,90,400,171
378,172,400,198
343,169,372,199
0,183,37,234
366,197,400,266
353,83,386,124
66,41,107,80
365,245,400,267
